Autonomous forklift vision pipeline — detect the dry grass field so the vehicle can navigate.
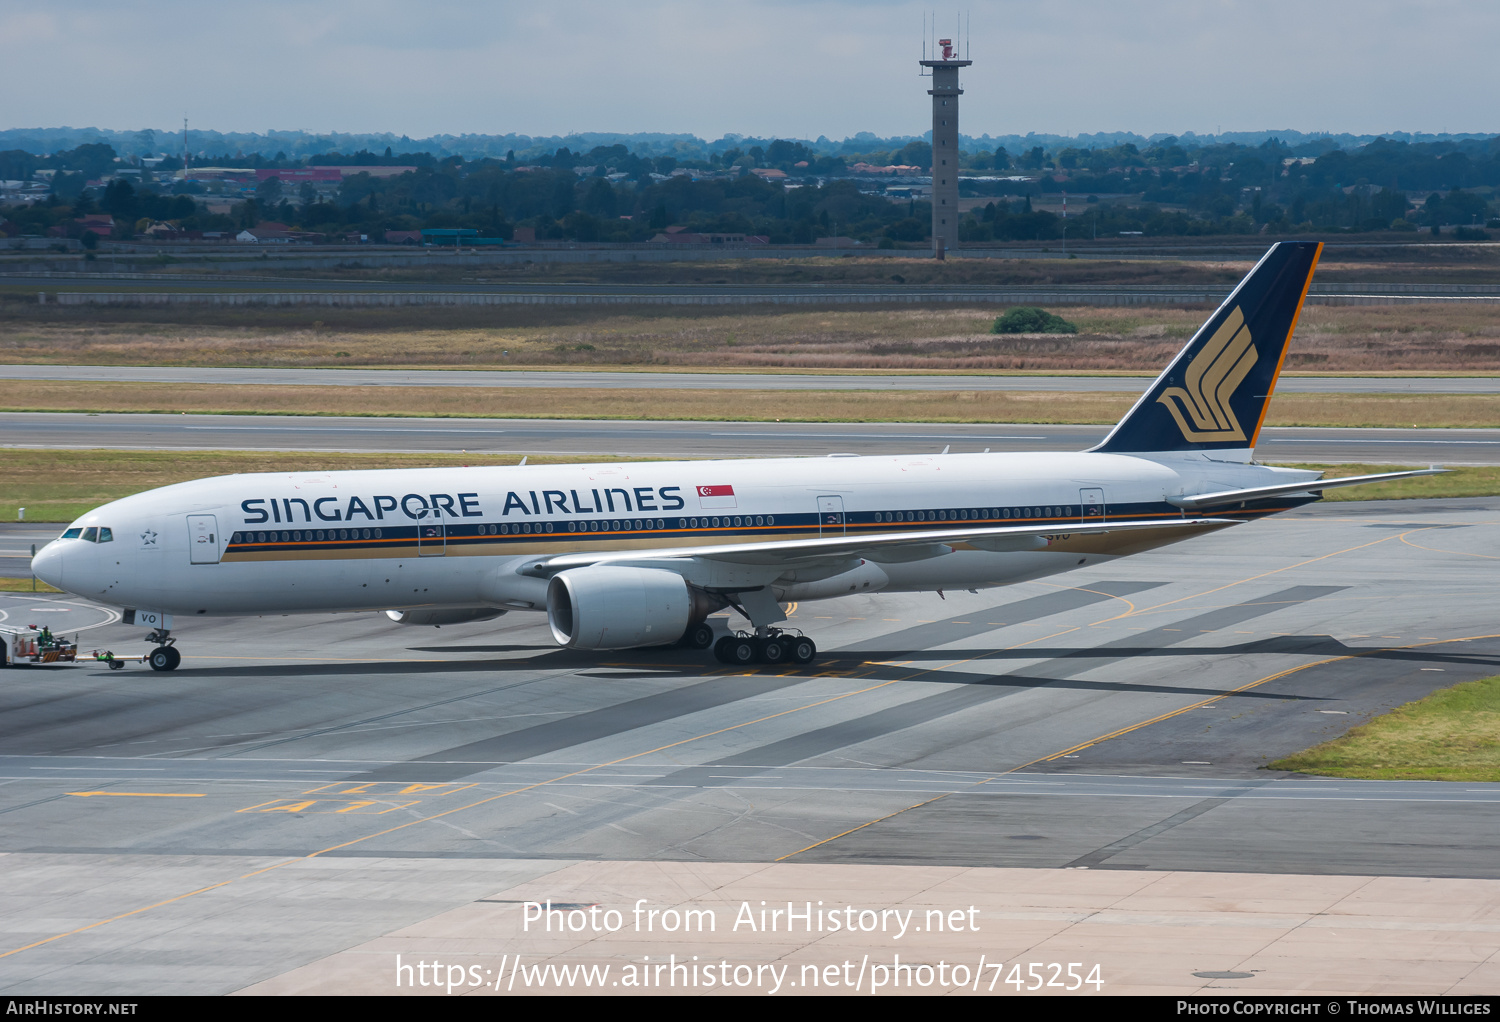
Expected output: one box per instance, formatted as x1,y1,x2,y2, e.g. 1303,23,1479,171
3,301,1500,373
8,380,1500,427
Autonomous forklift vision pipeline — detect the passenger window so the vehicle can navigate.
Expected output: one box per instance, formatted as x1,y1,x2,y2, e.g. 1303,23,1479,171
62,528,82,539
81,527,98,542
98,528,113,543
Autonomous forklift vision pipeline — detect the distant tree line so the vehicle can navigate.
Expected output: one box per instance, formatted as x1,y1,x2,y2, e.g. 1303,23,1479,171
3,134,1497,244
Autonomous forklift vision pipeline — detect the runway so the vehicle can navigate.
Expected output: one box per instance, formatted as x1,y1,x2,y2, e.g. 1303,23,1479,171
6,410,1500,464
0,524,59,580
1,495,1498,992
9,270,1500,304
6,363,1499,394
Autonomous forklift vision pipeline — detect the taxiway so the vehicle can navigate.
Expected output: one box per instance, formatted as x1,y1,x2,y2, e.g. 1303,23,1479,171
1,496,1497,992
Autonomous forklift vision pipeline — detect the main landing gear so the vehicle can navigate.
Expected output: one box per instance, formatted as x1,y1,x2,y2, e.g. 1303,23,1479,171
713,629,817,667
146,627,180,672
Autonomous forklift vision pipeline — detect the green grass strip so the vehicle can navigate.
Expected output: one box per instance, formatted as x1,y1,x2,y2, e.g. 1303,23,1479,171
1270,676,1500,781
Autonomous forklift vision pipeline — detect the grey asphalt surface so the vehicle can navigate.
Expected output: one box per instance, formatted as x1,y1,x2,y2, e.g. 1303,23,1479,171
6,363,1500,394
4,411,1498,465
1,495,1497,991
0,524,62,580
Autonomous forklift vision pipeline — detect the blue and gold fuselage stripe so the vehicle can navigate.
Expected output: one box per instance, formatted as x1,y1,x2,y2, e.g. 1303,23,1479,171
222,495,1312,562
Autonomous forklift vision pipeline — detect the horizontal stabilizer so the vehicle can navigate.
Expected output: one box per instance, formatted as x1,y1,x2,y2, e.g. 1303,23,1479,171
1167,469,1447,510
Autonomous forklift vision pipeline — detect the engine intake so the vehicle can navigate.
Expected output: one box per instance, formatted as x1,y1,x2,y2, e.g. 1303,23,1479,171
547,566,702,649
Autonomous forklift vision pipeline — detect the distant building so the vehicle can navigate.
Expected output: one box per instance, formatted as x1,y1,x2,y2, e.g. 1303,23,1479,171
420,228,479,246
237,227,290,244
236,222,322,244
649,229,768,245
511,227,537,243
49,214,115,239
383,230,422,245
317,166,417,179
750,168,787,181
848,163,922,176
256,168,342,184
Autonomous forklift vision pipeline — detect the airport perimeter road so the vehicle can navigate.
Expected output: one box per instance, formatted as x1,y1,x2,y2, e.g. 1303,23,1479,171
5,410,1500,464
1,496,1498,992
6,363,1500,394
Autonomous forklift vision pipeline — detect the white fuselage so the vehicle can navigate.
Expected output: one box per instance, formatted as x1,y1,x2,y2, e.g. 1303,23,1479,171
32,450,1317,621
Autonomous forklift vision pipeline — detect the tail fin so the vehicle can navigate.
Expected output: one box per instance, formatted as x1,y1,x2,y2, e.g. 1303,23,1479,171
1092,241,1322,454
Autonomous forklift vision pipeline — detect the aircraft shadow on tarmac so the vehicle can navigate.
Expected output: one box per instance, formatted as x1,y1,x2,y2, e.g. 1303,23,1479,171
67,630,1500,702
854,635,1500,667
88,633,1499,704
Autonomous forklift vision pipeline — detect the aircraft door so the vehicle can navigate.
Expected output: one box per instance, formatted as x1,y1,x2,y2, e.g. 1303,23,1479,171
817,495,845,536
416,521,446,556
187,514,221,564
1079,487,1106,522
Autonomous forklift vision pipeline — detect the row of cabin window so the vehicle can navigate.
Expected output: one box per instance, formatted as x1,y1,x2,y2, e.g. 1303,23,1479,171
60,527,112,543
565,516,775,533
875,507,1073,523
229,508,1077,547
233,528,383,543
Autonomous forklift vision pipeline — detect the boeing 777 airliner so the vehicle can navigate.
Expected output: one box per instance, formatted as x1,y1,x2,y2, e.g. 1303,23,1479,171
27,242,1435,670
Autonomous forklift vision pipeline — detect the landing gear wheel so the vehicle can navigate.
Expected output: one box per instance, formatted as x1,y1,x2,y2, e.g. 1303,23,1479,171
790,636,817,664
148,646,180,672
713,636,734,663
725,637,757,667
758,636,788,664
682,622,715,650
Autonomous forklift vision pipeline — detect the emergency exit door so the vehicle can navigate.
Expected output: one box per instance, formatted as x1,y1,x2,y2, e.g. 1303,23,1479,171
817,495,845,535
187,514,221,564
416,521,446,556
1079,487,1106,522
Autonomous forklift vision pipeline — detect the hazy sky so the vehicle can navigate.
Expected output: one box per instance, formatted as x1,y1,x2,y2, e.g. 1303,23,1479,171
3,0,1496,140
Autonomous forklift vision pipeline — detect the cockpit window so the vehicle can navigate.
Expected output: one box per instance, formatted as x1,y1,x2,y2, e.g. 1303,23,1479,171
98,528,113,543
81,527,98,542
62,528,82,539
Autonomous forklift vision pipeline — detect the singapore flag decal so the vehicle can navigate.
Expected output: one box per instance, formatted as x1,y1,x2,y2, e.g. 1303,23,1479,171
696,484,737,509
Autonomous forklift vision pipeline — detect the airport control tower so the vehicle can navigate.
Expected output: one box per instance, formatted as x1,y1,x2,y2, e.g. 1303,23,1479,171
920,38,971,257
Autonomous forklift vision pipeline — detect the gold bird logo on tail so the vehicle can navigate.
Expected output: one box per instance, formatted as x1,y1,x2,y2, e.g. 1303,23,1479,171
1157,306,1257,443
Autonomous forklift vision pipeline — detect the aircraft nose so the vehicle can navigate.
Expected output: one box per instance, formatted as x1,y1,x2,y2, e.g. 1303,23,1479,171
31,541,65,589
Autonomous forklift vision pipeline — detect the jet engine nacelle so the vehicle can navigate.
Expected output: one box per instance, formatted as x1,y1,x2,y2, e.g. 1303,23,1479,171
384,608,507,627
547,566,699,649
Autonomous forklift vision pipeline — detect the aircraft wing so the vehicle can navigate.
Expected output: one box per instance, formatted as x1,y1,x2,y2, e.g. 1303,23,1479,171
523,517,1242,575
1167,468,1446,510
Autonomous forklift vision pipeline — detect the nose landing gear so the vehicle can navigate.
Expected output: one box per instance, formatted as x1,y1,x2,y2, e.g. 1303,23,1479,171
147,646,181,672
146,627,180,672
